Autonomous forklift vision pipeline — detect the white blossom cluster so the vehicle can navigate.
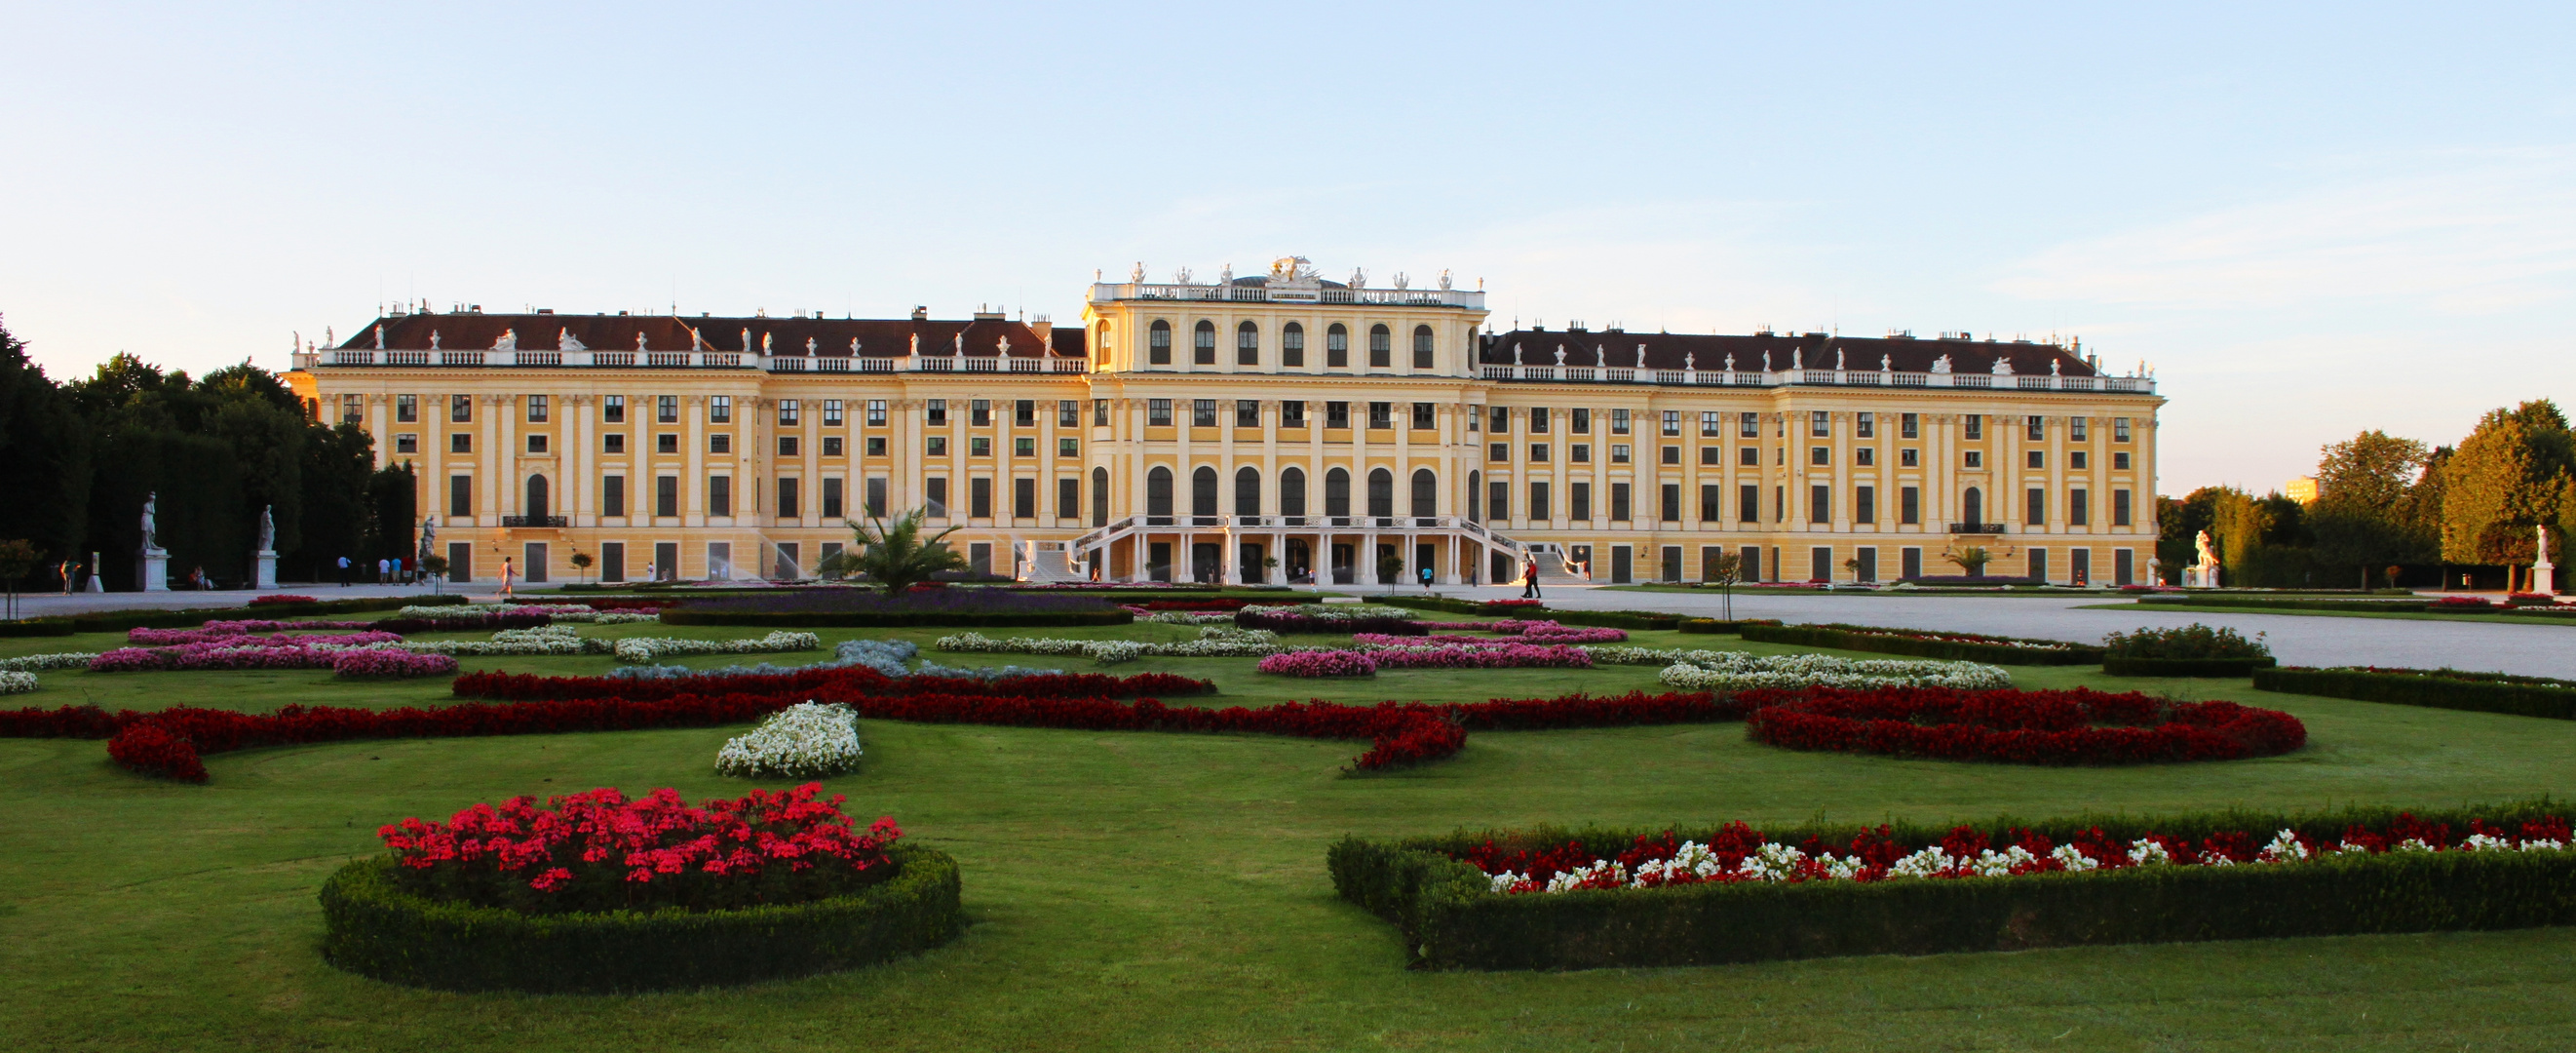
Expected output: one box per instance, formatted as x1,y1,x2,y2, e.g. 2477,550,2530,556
0,652,100,672
396,603,657,624
936,627,1291,665
1135,610,1238,625
612,631,822,665
400,625,615,656
1652,651,2012,691
713,702,864,778
0,671,37,694
1239,604,1415,621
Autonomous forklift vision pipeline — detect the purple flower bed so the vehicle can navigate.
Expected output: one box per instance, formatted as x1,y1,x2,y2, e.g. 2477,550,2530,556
1255,650,1380,678
1238,611,1426,635
90,633,405,673
678,587,1118,615
1365,644,1594,670
331,649,460,680
371,611,555,634
130,624,384,646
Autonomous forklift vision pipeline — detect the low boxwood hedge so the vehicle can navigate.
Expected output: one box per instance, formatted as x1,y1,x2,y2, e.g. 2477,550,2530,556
2136,596,2430,613
1740,623,2103,665
1540,608,1683,631
2103,656,2278,677
320,841,963,993
660,608,1133,629
1327,802,2576,970
0,593,465,638
2254,666,2576,720
1678,618,1776,635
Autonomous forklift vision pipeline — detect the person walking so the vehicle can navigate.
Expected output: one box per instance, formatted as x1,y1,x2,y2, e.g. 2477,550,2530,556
1419,566,1435,592
337,555,352,587
500,557,517,598
1521,556,1542,600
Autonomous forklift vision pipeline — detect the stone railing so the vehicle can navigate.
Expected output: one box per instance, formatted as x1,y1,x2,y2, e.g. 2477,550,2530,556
1476,364,2153,394
297,349,1090,374
1090,282,1484,309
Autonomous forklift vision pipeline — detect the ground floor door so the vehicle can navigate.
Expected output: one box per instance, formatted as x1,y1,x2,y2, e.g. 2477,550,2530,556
1286,539,1312,583
1331,544,1354,583
1610,546,1633,584
1149,542,1173,582
1811,546,1833,582
2071,547,2092,586
1660,545,1682,582
775,542,800,580
1240,542,1266,584
654,542,678,580
448,542,473,583
1741,546,1761,583
2114,548,2134,586
1569,544,1593,580
523,543,549,583
1375,544,1398,583
600,542,625,583
1414,543,1435,586
1191,543,1220,583
709,542,733,580
1854,546,1876,582
2028,547,2049,583
1902,547,1922,580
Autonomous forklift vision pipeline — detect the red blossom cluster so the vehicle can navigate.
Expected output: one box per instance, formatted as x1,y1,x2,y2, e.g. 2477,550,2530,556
249,595,321,605
381,782,901,913
1741,686,2307,764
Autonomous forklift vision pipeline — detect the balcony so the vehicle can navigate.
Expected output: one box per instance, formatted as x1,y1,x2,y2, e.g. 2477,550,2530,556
1947,523,2006,534
501,516,569,528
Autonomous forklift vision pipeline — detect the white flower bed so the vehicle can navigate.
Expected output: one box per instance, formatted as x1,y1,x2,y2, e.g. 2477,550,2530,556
937,626,1288,665
613,631,821,665
1239,604,1413,621
1135,610,1238,625
1650,650,2012,691
394,603,657,624
0,652,99,672
0,671,37,694
713,702,863,778
400,625,613,656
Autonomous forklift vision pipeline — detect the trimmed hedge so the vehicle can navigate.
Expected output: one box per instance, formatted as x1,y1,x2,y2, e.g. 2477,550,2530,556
2136,596,2430,613
1740,623,2103,665
0,594,465,638
2103,656,2278,677
1370,596,1684,630
1327,801,2576,970
320,841,963,992
660,608,1133,629
2254,667,2576,720
1678,618,1777,635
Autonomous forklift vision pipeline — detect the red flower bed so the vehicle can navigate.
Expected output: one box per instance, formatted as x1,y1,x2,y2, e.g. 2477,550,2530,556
1740,686,2306,764
381,782,899,913
1140,598,1253,611
2429,596,2494,610
505,596,679,610
250,595,320,605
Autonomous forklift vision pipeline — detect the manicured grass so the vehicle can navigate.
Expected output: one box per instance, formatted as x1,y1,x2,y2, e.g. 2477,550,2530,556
4,616,2575,1050
2078,602,2576,627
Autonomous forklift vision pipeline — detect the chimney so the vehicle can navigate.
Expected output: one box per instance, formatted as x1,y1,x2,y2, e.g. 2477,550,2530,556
1030,314,1053,345
911,305,929,322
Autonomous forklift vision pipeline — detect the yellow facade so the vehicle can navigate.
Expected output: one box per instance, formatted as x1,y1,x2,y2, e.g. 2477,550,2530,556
288,259,2162,586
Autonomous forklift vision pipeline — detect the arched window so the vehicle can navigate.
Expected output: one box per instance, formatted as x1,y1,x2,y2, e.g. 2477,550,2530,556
1091,467,1109,526
1368,324,1392,368
525,475,550,522
1410,468,1437,518
1235,466,1261,516
1412,325,1435,370
1236,321,1259,367
1367,468,1395,518
1326,323,1349,369
1468,470,1481,522
1191,465,1218,521
1147,466,1173,521
1148,320,1172,366
1282,322,1305,368
1280,467,1307,518
1192,320,1216,366
1325,467,1351,518
1962,487,1983,526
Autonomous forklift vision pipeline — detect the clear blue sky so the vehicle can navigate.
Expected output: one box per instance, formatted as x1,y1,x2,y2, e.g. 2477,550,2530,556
5,2,2570,494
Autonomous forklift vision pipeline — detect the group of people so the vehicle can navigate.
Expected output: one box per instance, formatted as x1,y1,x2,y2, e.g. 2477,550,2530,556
335,555,424,586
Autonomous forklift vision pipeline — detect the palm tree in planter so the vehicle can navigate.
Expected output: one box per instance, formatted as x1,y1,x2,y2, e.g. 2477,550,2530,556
814,508,967,597
1945,545,1994,578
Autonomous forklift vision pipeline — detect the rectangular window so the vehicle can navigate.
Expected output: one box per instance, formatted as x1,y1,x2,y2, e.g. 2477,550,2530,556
969,437,991,457
1014,478,1035,520
1057,477,1078,519
2114,417,2133,442
338,393,363,423
1901,486,1920,525
1660,484,1680,523
2070,450,2088,469
1663,410,1681,436
926,399,948,426
1147,399,1173,427
1234,400,1259,427
1856,485,1876,524
1740,447,1759,466
777,436,798,457
1489,443,1509,462
1057,400,1079,427
925,478,947,517
1855,448,1875,466
1662,446,1680,465
865,400,886,426
1095,399,1110,426
1326,402,1350,429
448,475,472,516
1059,437,1079,456
823,436,842,456
451,394,473,422
655,475,678,518
2113,488,2133,526
1739,411,1760,438
2070,417,2089,441
710,396,732,423
709,433,730,454
1530,407,1551,434
657,395,678,423
708,476,732,517
1014,437,1035,457
1569,444,1590,463
926,436,947,456
824,400,843,427
777,477,799,520
864,436,885,457
1739,484,1759,524
777,399,799,426
2026,415,2045,442
1901,412,1918,439
1610,482,1631,522
1015,400,1035,427
1810,410,1829,437
655,432,677,454
394,433,418,454
1529,443,1550,462
1614,444,1633,463
1901,448,1918,467
1411,402,1434,429
1528,481,1551,521
1810,484,1830,523
1282,401,1306,427
2070,488,2090,526
2114,451,2131,470
1811,446,1829,466
1571,408,1591,434
1487,481,1510,521
970,478,992,519
1367,402,1392,429
2027,450,2046,469
1700,446,1718,466
1570,482,1592,522
1700,485,1720,522
525,434,549,453
1192,400,1218,427
866,477,888,517
2026,488,2046,526
822,477,843,519
1701,410,1722,437
449,433,471,454
1856,411,1874,438
1964,414,1982,440
972,400,992,427
1964,450,1982,468
1610,408,1631,434
396,394,418,423
1490,407,1511,433
1468,406,1481,432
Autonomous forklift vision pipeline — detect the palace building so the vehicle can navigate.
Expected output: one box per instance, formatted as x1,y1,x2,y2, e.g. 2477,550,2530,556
286,257,2162,587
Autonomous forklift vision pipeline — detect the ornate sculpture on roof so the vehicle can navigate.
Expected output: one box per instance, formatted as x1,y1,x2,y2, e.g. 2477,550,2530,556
806,336,818,355
1991,355,2014,375
430,331,442,350
1792,348,1803,370
1762,350,1771,370
740,329,750,352
1724,352,1736,371
1835,348,1845,370
952,332,964,356
1266,256,1320,288
1131,261,1146,283
762,332,774,355
1393,272,1409,291
997,334,1011,356
1929,354,1952,373
1554,344,1567,366
1349,267,1365,289
373,325,385,350
1685,352,1697,371
690,327,706,350
558,329,585,352
1217,264,1233,286
1513,342,1523,366
1635,344,1647,368
2050,358,2061,376
1595,344,1605,367
635,331,648,352
1439,269,1453,291
908,333,920,356
1881,353,1892,371
850,337,862,355
1173,266,1192,285
492,329,517,352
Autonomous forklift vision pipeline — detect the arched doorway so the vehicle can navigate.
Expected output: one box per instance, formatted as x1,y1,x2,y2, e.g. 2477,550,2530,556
1325,468,1351,519
525,475,550,523
1234,466,1260,517
1962,487,1982,526
1146,466,1173,524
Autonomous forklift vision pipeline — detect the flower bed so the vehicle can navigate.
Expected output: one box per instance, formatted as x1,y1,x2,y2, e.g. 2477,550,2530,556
323,785,959,991
400,625,611,657
450,664,1212,704
1740,622,2102,665
2252,666,2576,721
2429,596,2495,610
131,624,382,646
715,703,865,777
1638,650,2013,691
1140,598,1255,611
0,671,35,694
250,594,319,605
1237,605,1426,636
1741,686,2306,764
332,649,460,680
1327,802,2576,969
1256,650,1380,678
1364,644,1593,671
938,628,1284,664
0,652,100,672
616,638,1064,683
663,588,1128,628
611,631,821,664
90,632,409,672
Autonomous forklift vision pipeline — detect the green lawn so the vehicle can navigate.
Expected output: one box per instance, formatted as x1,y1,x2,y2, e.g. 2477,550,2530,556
2079,602,2576,627
5,616,2575,1051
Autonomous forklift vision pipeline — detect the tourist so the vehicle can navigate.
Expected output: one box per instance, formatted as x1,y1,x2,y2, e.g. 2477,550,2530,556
1521,556,1542,600
58,558,74,595
1419,566,1435,592
500,557,517,598
337,555,351,587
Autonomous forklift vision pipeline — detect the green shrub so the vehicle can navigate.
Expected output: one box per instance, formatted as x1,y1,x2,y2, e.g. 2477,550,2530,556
2253,667,2576,721
2102,655,2279,677
1740,623,2103,665
2136,596,2429,613
660,608,1132,629
1677,618,1777,635
1544,608,1682,631
320,841,963,993
2101,624,2270,660
1328,801,2576,970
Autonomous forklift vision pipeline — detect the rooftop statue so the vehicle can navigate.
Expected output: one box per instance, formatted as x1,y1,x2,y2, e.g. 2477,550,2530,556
373,325,385,350
1595,344,1605,367
1131,261,1146,283
558,328,584,352
635,331,649,351
492,329,517,352
1929,354,1952,373
1792,348,1803,370
1724,352,1735,371
1881,353,1892,371
1513,342,1523,366
1835,348,1845,370
429,330,441,351
1635,343,1647,368
2051,358,2061,375
1554,344,1567,366
1992,355,2014,375
1439,269,1453,291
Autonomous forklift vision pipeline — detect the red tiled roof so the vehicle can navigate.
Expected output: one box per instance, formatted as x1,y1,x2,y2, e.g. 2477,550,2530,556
339,314,1081,358
1481,330,2094,376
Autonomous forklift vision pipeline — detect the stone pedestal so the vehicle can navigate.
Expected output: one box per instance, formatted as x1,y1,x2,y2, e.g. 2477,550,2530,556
136,550,169,592
2534,562,2556,597
85,552,104,593
253,550,278,590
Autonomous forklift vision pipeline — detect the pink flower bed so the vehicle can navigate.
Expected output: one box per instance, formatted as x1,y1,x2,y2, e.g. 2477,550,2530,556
90,632,406,673
1367,644,1594,670
332,649,461,680
1388,620,1628,644
130,624,382,645
1256,650,1380,678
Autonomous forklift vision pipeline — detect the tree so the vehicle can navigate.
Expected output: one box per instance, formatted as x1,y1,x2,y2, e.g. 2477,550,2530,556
2310,430,2437,589
2440,401,2575,576
813,509,966,596
569,551,595,584
1704,549,1744,620
0,538,41,620
419,554,448,594
0,315,91,580
1377,551,1404,591
1945,545,1995,577
2318,431,2430,511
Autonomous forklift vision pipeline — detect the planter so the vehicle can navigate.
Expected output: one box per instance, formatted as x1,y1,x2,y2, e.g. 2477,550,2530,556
319,843,963,993
2102,656,2278,677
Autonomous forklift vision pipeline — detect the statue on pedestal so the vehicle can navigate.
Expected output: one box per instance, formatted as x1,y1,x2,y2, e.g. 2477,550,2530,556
140,492,161,552
2185,529,2220,587
256,506,275,552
